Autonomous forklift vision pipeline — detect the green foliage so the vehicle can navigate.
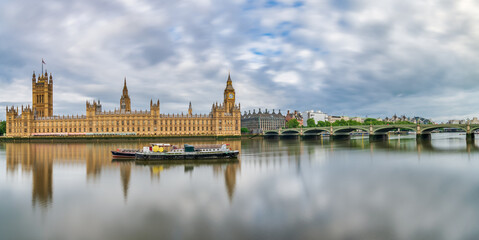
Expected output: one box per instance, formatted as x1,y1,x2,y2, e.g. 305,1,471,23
363,118,382,125
331,119,362,126
306,118,316,127
241,127,249,133
286,119,300,128
316,121,330,127
0,121,5,136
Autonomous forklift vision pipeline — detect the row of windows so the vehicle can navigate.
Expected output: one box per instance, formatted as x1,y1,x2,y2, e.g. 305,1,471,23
31,119,214,127
219,126,239,131
219,120,239,125
28,126,218,133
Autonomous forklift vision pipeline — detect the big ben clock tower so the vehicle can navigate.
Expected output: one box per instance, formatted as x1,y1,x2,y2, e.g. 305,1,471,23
224,73,235,113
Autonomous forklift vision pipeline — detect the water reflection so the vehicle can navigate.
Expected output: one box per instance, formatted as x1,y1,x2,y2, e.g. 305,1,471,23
3,135,479,240
142,162,240,201
5,140,241,208
119,162,131,201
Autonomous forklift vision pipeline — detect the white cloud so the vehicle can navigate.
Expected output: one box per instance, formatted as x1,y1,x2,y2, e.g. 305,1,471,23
1,0,479,122
272,71,300,85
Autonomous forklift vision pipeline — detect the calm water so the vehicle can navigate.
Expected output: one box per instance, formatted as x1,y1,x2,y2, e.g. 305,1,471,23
2,133,479,240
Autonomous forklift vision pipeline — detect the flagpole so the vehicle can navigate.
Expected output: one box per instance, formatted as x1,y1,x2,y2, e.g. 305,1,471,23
41,59,43,76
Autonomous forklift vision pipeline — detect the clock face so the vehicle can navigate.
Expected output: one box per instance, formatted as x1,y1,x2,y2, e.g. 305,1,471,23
229,93,234,99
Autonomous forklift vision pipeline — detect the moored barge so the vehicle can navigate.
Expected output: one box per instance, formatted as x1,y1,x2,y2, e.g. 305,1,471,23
135,143,239,161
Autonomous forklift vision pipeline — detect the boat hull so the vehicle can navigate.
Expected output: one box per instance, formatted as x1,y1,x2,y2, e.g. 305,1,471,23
135,151,239,161
111,151,136,159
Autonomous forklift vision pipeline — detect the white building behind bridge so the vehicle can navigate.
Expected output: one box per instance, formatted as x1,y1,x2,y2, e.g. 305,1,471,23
302,110,328,123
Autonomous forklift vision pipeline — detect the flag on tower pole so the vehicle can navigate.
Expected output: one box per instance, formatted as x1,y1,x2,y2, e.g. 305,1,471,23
41,58,45,75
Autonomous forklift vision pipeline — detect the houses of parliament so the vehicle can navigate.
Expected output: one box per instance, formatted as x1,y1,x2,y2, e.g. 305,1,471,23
6,68,241,137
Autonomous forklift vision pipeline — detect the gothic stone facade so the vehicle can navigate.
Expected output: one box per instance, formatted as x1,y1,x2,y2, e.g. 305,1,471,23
6,71,241,137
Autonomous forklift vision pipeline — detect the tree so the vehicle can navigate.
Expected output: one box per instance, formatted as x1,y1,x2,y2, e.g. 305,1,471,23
306,118,316,127
332,119,348,126
241,127,249,133
317,121,329,127
286,119,300,128
363,118,389,125
0,121,5,136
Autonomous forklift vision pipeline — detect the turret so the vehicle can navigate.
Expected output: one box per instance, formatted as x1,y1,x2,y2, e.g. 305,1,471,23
150,99,160,116
86,100,102,117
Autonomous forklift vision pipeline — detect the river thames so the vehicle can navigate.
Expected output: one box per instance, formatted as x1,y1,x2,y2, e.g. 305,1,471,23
1,133,479,240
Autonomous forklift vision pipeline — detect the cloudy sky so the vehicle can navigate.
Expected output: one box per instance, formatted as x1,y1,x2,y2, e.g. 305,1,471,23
1,0,479,122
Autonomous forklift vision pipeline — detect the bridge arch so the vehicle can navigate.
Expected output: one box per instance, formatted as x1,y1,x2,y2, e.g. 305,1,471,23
281,129,301,135
468,126,479,132
303,128,330,135
332,126,369,134
264,132,279,137
373,125,416,134
421,125,466,133
264,130,280,136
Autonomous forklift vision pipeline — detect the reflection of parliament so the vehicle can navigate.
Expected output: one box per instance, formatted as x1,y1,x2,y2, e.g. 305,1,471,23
6,142,241,207
6,68,241,137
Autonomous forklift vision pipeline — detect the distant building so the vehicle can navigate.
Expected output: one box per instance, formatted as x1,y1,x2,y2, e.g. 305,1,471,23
411,117,433,124
326,115,364,123
384,114,407,123
447,117,479,124
448,119,465,124
302,110,328,123
241,109,285,134
285,110,303,126
328,115,349,122
382,115,433,124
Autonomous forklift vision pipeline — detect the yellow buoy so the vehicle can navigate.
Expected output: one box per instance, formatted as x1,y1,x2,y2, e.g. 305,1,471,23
153,145,160,152
159,147,164,152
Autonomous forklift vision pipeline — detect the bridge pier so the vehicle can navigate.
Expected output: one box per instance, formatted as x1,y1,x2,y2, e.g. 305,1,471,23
466,133,475,143
264,134,279,139
280,135,300,140
302,135,321,140
416,133,431,142
369,134,388,142
331,134,350,141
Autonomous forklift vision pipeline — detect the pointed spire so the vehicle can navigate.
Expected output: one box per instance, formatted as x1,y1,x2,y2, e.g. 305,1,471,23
225,72,234,91
188,101,192,115
122,77,129,97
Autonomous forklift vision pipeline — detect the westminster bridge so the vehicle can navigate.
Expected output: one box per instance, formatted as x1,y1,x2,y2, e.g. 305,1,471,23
264,124,479,141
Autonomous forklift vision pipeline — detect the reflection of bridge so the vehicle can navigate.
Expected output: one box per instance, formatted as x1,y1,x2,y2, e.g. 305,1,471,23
264,124,479,141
